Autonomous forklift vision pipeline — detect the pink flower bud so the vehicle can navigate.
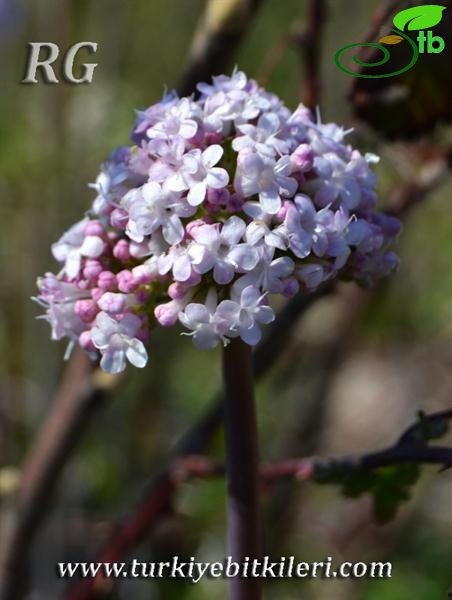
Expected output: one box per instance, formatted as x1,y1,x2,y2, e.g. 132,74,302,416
184,269,202,287
168,282,187,300
75,299,98,322
97,292,126,314
276,200,292,222
83,220,104,237
117,270,137,293
91,287,104,302
83,259,103,282
107,231,120,243
205,132,223,145
79,330,95,352
186,219,210,237
154,301,180,327
113,240,130,262
291,144,314,172
97,270,117,291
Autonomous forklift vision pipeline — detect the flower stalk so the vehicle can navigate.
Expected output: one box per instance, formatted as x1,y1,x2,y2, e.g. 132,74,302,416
222,338,262,600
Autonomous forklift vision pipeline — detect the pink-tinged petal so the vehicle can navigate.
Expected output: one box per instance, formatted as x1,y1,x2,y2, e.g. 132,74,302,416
173,254,192,281
239,322,261,346
206,167,229,189
126,339,148,368
100,350,126,374
259,189,281,215
202,144,223,168
187,181,207,206
191,223,220,246
221,216,246,246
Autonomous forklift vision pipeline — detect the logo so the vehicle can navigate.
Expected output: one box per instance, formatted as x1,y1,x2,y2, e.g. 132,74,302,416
22,42,98,84
335,4,446,78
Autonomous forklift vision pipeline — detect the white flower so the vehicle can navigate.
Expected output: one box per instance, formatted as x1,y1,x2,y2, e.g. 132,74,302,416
188,216,259,284
234,151,297,214
122,182,195,245
34,277,87,341
167,145,229,206
51,218,104,279
157,245,194,282
147,98,199,140
178,289,226,349
216,285,275,345
280,194,331,259
232,113,288,157
233,245,294,294
91,312,148,373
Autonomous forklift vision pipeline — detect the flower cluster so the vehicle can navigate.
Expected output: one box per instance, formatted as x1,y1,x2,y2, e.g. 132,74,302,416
34,70,401,373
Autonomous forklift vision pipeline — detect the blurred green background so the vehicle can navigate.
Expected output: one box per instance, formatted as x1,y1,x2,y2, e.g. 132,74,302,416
1,1,452,598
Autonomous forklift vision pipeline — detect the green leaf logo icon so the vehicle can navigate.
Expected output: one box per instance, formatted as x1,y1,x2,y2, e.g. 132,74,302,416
393,5,446,31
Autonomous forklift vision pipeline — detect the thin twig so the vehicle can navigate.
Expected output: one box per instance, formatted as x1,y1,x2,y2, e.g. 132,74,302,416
177,0,264,97
294,0,327,109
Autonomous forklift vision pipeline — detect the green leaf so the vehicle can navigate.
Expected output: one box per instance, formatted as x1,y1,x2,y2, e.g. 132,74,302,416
393,5,446,31
316,463,421,524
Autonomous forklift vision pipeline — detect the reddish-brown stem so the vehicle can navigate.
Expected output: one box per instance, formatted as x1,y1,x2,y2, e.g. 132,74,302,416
222,338,262,600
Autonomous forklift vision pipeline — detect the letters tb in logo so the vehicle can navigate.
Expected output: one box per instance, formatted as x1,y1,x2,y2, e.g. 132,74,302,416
22,42,98,84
